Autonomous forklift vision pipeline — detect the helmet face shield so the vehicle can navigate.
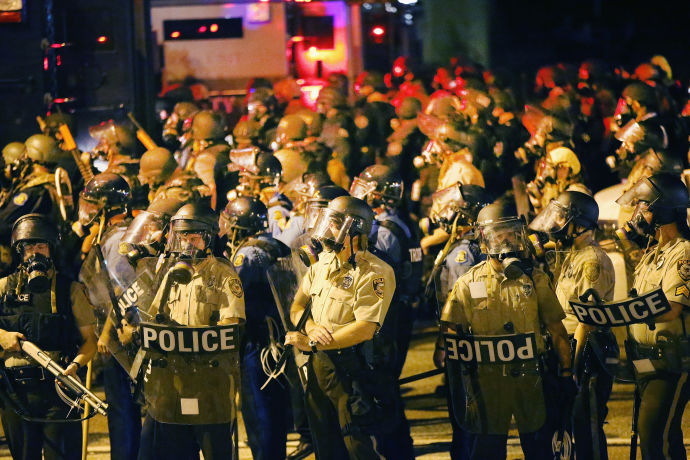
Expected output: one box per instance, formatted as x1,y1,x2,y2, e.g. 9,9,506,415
167,227,212,258
78,194,102,226
615,178,660,208
120,211,167,255
349,177,377,200
478,218,527,256
309,208,356,252
430,185,463,225
305,200,327,230
528,199,572,235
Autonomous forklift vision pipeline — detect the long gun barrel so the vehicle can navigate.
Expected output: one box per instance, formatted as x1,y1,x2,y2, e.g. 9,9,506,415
127,112,158,150
57,124,94,182
20,340,108,416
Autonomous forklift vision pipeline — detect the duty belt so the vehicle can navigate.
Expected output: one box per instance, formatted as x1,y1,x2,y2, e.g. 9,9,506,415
5,365,48,385
630,343,664,360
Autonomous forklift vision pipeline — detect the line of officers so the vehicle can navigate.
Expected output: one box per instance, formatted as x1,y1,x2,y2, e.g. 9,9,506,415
1,157,690,460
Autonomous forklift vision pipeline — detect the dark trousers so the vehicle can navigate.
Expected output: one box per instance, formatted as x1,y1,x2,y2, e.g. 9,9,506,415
240,341,288,460
467,429,553,460
637,371,690,460
394,299,415,378
140,417,233,460
103,355,141,460
286,355,312,443
0,380,81,460
573,370,613,460
310,351,380,460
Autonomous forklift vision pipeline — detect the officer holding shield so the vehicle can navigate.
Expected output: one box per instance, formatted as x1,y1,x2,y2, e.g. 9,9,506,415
285,196,396,460
441,201,573,459
530,190,615,459
134,202,245,459
616,173,690,459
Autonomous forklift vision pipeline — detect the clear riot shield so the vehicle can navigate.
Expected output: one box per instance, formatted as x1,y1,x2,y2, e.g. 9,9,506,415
80,247,158,374
444,330,546,435
266,256,306,332
136,256,242,424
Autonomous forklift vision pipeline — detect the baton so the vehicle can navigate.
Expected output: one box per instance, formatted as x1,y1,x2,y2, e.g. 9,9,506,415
398,368,444,385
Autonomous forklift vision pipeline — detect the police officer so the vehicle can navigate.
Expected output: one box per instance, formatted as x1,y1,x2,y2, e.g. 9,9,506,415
529,190,615,459
162,101,199,150
316,86,357,178
139,202,245,459
428,183,492,460
527,146,589,214
441,201,574,459
0,214,96,460
77,172,142,460
183,110,228,170
247,88,281,150
615,173,690,459
285,196,396,460
278,172,333,249
353,71,396,167
139,146,207,205
219,196,290,460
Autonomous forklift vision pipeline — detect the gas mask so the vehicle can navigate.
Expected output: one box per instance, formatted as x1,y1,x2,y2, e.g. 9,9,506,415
478,218,530,280
168,259,193,285
23,253,52,293
615,201,654,247
297,239,324,267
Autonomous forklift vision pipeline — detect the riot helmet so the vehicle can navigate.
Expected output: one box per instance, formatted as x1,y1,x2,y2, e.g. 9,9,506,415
616,173,689,242
232,120,260,147
2,142,26,165
166,201,219,258
219,196,268,248
89,121,137,157
139,147,178,188
247,88,277,121
430,183,493,233
78,173,131,226
310,196,374,253
350,165,403,209
476,201,530,279
119,197,185,264
24,134,63,164
304,185,349,231
162,101,199,145
397,97,422,120
290,172,333,213
529,190,598,244
190,110,226,142
316,86,347,114
43,113,75,137
274,115,308,148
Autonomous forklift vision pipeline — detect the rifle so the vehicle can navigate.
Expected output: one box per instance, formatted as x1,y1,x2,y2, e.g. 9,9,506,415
58,123,94,182
127,112,158,151
19,340,108,416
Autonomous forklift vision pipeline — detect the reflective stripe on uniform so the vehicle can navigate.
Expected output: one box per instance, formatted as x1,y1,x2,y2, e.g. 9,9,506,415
662,372,688,459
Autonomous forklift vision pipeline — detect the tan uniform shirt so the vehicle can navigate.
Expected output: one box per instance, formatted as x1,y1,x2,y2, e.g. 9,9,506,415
630,237,690,345
437,153,485,190
299,251,395,333
441,260,565,352
555,240,616,334
0,273,95,367
151,256,245,326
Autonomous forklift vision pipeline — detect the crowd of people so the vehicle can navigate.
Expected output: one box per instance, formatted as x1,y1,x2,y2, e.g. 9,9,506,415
0,53,689,460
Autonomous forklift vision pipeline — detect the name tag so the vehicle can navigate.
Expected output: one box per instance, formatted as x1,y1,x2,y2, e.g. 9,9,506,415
568,288,671,327
140,323,240,354
444,332,537,364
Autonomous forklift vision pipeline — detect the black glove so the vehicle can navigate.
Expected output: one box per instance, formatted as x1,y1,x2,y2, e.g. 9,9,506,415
558,374,579,404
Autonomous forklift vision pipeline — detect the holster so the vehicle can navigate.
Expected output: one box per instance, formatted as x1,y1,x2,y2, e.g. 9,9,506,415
625,336,690,378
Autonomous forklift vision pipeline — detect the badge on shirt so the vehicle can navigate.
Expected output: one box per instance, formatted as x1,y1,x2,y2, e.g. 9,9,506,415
583,262,600,282
656,256,665,270
373,277,385,299
341,275,353,289
12,192,27,206
521,284,533,298
678,259,690,281
207,275,217,288
455,250,467,263
229,278,244,298
233,253,245,267
274,210,287,230
675,284,690,299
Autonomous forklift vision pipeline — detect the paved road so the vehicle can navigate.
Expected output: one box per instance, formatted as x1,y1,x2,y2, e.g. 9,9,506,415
1,323,689,459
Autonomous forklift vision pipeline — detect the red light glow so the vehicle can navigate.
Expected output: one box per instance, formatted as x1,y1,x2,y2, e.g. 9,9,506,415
198,26,207,33
43,57,49,71
372,26,385,36
210,24,218,33
171,31,180,39
97,35,108,43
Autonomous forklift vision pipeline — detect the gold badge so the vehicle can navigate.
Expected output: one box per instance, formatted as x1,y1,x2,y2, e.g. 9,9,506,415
455,250,467,263
12,192,28,206
229,278,244,298
676,285,690,299
274,210,287,230
373,277,385,299
337,128,349,138
678,259,690,281
583,262,601,282
233,253,245,267
341,275,353,289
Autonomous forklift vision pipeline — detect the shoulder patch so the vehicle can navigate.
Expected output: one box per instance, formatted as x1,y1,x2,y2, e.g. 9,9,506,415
373,277,385,299
678,259,690,281
455,250,467,263
229,278,244,298
583,261,601,282
233,253,245,267
675,284,690,299
12,192,28,206
273,210,287,230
